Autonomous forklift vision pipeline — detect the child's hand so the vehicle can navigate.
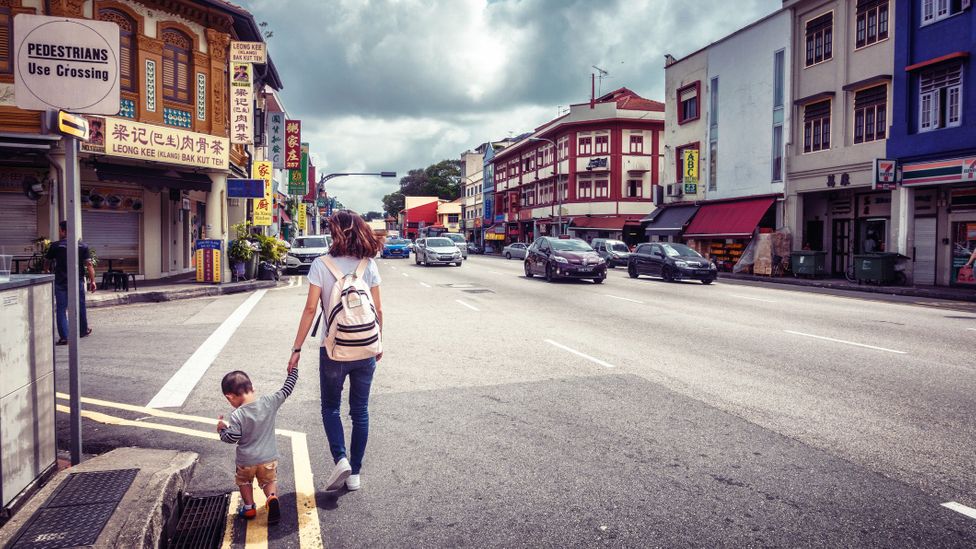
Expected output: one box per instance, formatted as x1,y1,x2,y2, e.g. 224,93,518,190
216,415,227,433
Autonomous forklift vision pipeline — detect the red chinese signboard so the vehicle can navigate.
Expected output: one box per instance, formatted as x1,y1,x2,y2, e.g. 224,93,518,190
285,119,301,169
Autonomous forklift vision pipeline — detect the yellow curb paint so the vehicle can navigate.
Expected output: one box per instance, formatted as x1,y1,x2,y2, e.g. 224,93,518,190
222,491,241,549
56,404,220,440
246,485,268,549
290,432,324,549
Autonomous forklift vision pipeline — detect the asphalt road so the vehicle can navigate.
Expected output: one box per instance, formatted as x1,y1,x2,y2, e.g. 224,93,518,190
55,254,976,547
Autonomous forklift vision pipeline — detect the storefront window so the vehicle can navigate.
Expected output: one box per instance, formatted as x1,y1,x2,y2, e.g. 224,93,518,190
858,218,887,253
951,221,976,286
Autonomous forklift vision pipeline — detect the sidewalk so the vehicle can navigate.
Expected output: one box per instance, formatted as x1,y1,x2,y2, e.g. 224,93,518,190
719,272,976,303
87,272,281,308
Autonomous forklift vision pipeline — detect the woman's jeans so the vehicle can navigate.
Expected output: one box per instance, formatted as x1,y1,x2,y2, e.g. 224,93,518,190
319,349,376,475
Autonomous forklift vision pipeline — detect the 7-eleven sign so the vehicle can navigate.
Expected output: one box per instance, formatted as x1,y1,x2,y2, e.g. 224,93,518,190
873,159,897,190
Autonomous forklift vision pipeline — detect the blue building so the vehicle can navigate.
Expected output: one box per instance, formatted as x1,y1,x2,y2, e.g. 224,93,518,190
888,0,976,287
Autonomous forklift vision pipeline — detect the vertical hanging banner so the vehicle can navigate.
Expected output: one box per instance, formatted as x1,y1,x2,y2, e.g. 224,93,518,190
252,160,273,226
297,203,307,231
230,62,253,144
284,120,302,169
288,142,309,195
304,163,317,203
268,112,285,169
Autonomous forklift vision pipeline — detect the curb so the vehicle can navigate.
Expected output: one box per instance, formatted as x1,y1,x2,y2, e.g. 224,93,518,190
719,273,976,303
88,279,279,308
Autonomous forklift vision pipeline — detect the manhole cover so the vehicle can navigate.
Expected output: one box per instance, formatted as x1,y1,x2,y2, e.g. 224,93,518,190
169,493,230,549
462,289,494,294
439,283,476,288
11,469,139,549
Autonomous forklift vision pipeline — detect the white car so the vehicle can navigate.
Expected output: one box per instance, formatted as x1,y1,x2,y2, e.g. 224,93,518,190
502,242,528,260
415,237,463,267
443,233,468,259
284,235,330,273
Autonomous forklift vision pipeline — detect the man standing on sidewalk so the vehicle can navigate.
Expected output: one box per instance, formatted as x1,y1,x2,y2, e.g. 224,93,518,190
46,221,96,345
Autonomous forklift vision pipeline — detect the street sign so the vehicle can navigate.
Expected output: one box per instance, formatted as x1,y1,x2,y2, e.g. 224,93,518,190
57,111,90,140
14,15,120,114
230,41,267,64
227,178,265,198
252,161,273,226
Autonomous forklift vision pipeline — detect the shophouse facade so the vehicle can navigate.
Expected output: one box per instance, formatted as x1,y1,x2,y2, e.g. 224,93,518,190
460,148,484,243
0,0,281,281
655,10,792,269
481,139,513,249
488,88,664,248
782,0,896,277
887,0,975,287
437,199,462,233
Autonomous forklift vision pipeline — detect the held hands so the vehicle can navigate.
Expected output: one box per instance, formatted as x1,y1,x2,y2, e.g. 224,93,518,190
287,350,300,372
216,415,227,433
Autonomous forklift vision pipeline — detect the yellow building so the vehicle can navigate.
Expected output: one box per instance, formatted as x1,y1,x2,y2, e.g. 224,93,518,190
437,199,462,233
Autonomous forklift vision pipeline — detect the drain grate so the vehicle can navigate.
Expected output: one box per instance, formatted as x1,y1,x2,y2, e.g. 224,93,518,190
168,493,230,549
10,469,139,549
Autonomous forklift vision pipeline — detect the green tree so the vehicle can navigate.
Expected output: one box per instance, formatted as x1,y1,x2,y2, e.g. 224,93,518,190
382,191,405,216
421,160,462,200
363,211,384,221
398,168,427,195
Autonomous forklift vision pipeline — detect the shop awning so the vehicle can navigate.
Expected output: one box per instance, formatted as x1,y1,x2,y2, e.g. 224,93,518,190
279,210,292,224
95,163,213,192
569,215,640,231
683,197,775,238
644,205,699,236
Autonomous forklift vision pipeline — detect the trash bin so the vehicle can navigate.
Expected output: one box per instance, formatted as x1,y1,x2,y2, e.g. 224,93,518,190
791,251,827,278
853,253,897,284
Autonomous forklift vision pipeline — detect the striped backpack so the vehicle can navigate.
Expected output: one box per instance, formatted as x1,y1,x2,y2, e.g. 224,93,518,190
316,256,382,361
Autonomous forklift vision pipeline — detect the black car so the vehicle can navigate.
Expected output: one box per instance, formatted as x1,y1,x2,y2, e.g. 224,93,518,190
524,236,607,283
628,242,717,284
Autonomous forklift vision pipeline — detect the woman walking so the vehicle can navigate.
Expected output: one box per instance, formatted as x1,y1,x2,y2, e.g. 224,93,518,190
289,210,383,492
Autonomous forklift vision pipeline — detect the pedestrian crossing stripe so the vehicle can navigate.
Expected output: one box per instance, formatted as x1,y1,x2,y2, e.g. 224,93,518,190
54,393,323,549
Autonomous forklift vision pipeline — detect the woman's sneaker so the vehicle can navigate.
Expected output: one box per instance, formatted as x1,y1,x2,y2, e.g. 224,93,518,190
325,458,351,491
346,474,361,491
266,496,280,524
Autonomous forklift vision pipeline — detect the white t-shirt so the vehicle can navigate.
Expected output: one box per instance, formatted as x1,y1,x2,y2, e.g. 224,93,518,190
307,255,382,343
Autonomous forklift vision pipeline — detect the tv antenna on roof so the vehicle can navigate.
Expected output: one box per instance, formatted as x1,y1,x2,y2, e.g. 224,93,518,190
592,65,609,96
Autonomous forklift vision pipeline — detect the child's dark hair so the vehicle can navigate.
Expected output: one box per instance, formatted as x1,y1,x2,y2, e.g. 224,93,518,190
221,371,253,395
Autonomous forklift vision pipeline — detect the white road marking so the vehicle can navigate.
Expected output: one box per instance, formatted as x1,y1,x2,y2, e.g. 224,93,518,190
271,276,301,291
602,294,645,304
147,290,268,408
401,272,409,277
783,330,907,355
419,282,431,288
967,328,976,332
455,299,480,311
544,339,615,368
731,294,777,303
942,501,976,521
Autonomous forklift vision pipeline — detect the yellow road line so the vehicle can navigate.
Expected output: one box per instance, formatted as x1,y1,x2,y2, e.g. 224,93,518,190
247,486,268,549
55,397,323,548
222,491,241,549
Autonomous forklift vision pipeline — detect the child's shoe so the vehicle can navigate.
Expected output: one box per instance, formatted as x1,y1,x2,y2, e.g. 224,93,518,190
346,474,360,491
266,496,280,524
238,504,257,520
325,457,351,491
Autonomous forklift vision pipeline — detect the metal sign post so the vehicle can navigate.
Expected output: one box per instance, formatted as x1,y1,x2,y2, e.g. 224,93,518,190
64,134,83,465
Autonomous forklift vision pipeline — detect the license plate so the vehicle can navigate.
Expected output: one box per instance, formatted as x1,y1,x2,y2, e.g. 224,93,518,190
696,269,709,275
578,267,593,273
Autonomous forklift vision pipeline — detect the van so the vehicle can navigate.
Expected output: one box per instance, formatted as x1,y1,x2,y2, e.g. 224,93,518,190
590,238,631,268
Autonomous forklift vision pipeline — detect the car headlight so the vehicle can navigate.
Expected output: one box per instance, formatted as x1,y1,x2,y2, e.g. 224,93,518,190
597,257,606,264
553,256,568,263
674,260,688,268
710,262,718,270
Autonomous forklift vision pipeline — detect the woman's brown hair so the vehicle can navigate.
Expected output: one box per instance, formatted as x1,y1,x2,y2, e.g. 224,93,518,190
328,210,381,259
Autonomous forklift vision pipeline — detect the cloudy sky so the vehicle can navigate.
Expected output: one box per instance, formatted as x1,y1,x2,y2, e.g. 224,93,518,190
240,0,781,213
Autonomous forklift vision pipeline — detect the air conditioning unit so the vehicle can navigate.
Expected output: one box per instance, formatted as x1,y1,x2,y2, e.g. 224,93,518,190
666,183,683,197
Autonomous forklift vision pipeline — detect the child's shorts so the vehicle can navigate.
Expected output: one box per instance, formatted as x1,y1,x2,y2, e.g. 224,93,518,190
235,460,278,488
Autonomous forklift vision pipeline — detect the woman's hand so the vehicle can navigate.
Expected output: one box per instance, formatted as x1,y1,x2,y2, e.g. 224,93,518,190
288,350,301,371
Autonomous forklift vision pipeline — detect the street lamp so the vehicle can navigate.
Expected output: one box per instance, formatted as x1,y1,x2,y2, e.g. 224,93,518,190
529,137,561,236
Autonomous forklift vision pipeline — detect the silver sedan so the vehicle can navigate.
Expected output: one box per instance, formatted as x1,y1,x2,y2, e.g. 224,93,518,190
502,242,528,260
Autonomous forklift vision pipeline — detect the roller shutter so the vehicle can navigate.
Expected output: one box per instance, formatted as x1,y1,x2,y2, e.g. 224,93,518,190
82,210,140,266
0,193,39,255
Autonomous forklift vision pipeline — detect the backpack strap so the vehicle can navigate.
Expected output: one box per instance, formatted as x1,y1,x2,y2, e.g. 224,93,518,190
354,258,369,279
320,256,345,280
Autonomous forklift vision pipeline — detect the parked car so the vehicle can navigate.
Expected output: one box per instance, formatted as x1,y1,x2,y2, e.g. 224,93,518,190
284,236,330,273
591,238,631,267
502,242,528,260
415,237,463,266
443,233,468,259
524,236,606,283
381,238,411,259
628,242,717,284
467,243,483,255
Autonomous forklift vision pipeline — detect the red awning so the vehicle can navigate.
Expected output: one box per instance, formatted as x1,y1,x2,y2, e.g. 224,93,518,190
280,210,292,224
569,215,641,231
683,197,775,238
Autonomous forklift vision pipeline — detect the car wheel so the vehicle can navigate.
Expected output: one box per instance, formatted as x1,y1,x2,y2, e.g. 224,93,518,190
662,266,675,282
415,255,420,265
524,261,533,278
628,265,639,279
455,261,462,267
701,278,714,285
545,263,555,283
593,276,605,284
505,252,511,260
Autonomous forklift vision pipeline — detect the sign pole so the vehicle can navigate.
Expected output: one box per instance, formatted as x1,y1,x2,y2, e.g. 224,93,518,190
65,134,83,465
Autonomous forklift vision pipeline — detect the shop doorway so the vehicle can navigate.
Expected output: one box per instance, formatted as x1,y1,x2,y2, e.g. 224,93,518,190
913,217,937,285
831,219,851,276
805,220,824,251
951,221,976,287
859,218,888,254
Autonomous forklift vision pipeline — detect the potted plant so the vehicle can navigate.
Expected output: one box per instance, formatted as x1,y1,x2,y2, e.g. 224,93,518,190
229,222,257,280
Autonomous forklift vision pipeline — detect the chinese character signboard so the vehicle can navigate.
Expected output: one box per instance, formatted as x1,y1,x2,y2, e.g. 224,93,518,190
14,15,121,114
230,62,253,144
195,239,222,283
252,160,273,226
288,142,309,195
873,159,898,190
230,41,266,64
297,203,307,231
682,149,699,195
284,120,301,169
103,117,228,169
268,112,285,169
